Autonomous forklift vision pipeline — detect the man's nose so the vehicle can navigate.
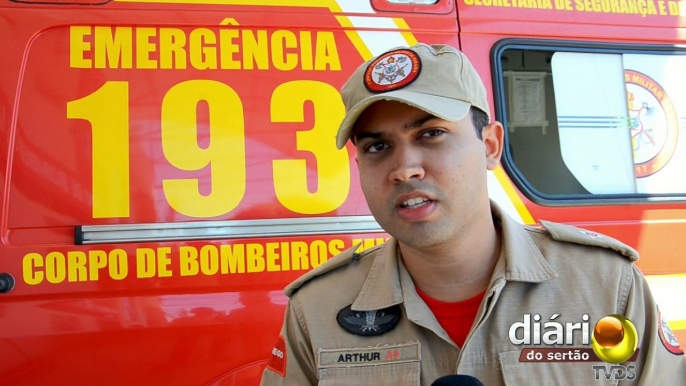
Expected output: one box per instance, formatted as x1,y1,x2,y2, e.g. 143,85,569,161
388,145,425,183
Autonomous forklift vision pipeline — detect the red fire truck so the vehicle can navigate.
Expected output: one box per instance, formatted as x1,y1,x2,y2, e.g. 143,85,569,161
1,0,684,384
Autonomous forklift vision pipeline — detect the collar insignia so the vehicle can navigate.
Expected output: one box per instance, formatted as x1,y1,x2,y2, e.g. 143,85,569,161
336,304,401,336
581,230,601,238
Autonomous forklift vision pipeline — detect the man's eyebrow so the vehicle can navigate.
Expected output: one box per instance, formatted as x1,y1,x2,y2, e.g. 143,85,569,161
354,113,437,143
404,114,436,130
354,131,383,143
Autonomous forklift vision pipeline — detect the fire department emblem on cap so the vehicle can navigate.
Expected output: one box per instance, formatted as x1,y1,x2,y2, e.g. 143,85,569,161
364,49,421,93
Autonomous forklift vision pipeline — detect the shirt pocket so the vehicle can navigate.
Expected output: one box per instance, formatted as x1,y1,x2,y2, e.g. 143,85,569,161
498,350,618,386
317,342,421,386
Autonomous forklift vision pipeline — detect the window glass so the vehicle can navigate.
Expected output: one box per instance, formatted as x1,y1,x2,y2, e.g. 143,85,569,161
551,52,635,194
500,47,686,199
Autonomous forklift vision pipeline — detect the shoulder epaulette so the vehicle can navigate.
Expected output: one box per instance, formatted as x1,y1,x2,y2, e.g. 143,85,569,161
284,244,381,297
539,220,639,262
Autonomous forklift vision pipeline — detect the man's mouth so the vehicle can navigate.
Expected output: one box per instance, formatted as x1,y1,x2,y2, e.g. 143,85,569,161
400,197,432,209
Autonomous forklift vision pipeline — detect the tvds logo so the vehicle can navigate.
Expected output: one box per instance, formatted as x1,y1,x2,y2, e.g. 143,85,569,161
591,315,638,381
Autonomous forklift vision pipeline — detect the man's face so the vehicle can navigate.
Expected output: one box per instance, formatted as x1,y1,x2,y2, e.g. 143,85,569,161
353,100,501,250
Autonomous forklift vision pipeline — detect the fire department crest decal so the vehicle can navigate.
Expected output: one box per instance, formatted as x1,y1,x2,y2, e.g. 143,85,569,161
658,307,684,355
625,70,679,178
364,49,421,93
337,304,401,336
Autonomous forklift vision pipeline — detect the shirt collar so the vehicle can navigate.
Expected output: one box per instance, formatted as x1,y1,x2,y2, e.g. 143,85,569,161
351,238,404,311
491,201,558,283
351,201,558,312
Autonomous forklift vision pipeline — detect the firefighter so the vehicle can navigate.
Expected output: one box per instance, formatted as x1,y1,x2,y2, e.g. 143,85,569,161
260,43,686,385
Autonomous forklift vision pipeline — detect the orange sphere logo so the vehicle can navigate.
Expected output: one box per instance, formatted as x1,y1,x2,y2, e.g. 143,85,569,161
592,315,638,364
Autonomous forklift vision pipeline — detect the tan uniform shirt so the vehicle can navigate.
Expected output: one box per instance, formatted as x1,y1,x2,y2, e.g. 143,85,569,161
261,204,686,385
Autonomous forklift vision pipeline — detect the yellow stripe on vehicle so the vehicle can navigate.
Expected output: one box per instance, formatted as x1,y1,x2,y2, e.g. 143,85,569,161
668,320,686,331
113,0,384,13
335,16,374,61
115,0,342,11
113,0,335,7
493,165,535,224
392,18,418,46
645,273,686,330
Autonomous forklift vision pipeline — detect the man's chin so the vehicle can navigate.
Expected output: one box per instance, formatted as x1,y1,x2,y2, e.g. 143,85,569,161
394,229,448,251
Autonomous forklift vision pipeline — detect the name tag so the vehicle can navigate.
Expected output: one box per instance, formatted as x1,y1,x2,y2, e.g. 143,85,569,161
318,341,421,368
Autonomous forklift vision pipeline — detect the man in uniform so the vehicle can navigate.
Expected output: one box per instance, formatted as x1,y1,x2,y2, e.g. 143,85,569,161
260,43,686,385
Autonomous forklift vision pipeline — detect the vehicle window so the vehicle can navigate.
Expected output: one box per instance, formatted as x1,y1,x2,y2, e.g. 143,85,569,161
497,45,686,199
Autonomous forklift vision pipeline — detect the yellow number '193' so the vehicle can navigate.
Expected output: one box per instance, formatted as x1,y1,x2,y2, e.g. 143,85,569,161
67,82,130,218
68,80,349,219
161,80,246,218
271,81,350,214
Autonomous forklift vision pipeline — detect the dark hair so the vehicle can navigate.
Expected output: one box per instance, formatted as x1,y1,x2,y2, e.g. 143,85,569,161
470,107,489,140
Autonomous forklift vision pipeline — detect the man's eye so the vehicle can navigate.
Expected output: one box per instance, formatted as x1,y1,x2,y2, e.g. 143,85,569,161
421,129,445,138
364,142,388,153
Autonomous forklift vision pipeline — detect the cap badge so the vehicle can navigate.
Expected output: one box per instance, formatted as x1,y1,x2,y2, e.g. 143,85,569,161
337,304,401,336
364,49,421,93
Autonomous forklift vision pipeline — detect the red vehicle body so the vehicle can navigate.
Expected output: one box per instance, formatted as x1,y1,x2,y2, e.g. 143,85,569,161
1,0,685,384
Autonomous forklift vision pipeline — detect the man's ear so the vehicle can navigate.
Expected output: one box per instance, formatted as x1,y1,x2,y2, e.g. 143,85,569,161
482,121,504,170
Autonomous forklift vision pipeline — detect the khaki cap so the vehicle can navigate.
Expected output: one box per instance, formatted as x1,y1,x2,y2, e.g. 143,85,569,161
336,43,490,149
